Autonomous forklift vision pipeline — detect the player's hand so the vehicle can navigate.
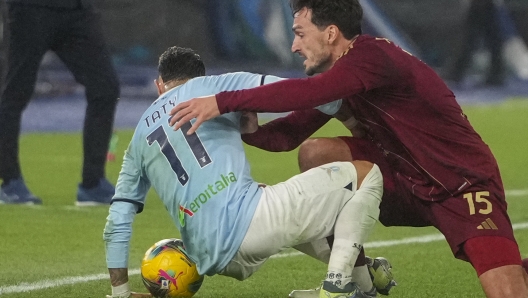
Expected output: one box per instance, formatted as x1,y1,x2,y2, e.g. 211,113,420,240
350,124,367,138
169,95,220,135
240,112,259,134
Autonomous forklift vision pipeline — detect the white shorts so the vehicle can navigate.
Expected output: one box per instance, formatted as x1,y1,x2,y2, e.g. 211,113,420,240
220,161,357,280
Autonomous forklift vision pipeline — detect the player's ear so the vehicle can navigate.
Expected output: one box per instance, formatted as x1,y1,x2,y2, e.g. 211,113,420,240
326,25,339,44
155,77,165,96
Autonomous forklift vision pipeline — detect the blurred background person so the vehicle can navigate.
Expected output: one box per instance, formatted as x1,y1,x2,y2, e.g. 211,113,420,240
446,0,505,86
0,0,6,93
0,0,120,205
205,0,298,68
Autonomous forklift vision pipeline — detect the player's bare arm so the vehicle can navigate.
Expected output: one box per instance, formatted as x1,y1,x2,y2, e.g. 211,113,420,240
169,95,220,134
109,268,129,287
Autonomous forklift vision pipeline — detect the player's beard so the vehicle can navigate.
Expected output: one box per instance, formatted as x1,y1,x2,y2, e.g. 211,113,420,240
305,53,333,76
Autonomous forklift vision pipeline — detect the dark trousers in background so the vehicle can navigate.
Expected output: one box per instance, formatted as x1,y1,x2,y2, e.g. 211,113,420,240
450,0,504,85
0,3,119,186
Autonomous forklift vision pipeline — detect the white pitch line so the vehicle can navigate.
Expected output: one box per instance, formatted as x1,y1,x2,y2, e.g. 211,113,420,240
506,189,528,197
272,222,528,259
2,224,528,295
0,269,140,295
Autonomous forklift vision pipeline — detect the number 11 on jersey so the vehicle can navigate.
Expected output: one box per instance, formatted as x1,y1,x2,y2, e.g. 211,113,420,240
147,122,212,186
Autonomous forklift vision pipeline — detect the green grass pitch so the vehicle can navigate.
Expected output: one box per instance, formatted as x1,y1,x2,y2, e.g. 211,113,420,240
0,99,527,297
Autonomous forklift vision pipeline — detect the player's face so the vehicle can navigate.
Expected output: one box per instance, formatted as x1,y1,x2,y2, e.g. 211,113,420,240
291,8,333,76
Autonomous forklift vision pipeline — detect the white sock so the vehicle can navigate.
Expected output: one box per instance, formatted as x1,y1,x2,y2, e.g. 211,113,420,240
326,165,383,289
325,239,358,288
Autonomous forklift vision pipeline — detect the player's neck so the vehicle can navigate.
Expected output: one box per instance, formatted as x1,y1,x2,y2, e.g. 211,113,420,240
336,34,360,61
164,79,190,92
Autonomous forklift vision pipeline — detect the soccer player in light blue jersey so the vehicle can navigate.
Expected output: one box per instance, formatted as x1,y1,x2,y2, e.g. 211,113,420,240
103,46,384,298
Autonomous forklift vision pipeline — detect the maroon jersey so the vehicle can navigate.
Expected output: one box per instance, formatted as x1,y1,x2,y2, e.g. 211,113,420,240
219,35,501,201
242,109,331,152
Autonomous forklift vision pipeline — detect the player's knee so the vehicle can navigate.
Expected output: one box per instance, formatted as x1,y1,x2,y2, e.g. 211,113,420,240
353,161,382,191
298,138,352,172
298,139,327,171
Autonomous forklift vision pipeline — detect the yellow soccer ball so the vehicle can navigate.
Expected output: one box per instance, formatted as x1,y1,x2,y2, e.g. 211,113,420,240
141,239,204,298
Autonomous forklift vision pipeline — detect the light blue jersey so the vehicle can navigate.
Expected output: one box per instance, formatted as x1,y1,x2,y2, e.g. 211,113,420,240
104,72,341,276
104,72,284,276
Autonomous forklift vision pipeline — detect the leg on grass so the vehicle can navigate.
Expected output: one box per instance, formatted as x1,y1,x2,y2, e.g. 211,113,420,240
298,138,374,292
479,265,528,298
294,239,374,293
464,236,528,297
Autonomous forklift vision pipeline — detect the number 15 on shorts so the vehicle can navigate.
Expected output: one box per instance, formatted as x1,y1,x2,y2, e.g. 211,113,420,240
464,191,492,215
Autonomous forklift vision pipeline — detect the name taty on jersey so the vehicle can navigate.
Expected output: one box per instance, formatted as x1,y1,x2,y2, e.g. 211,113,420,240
178,172,238,227
143,97,177,128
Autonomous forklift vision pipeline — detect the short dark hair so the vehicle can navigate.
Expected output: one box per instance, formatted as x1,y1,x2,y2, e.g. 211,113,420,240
158,46,206,83
290,0,363,39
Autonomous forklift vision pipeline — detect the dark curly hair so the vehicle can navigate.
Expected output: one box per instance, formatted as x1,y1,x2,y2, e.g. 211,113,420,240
290,0,363,39
158,46,205,83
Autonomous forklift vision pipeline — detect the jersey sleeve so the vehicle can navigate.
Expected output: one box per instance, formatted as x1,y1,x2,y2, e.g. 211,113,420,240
103,138,151,269
242,109,331,151
103,201,137,268
263,74,343,115
112,142,151,212
216,39,398,113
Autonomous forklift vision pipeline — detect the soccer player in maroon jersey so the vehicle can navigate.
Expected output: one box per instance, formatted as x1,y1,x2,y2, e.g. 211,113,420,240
168,0,528,297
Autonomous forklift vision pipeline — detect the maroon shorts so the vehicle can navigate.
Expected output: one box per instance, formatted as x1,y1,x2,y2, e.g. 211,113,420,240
341,137,518,261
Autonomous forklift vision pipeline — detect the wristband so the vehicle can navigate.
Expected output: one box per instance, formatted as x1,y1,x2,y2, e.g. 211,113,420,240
342,117,359,129
111,282,131,298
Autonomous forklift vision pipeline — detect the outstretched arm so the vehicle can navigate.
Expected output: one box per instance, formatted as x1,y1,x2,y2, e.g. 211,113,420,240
104,202,151,298
167,65,348,135
169,42,395,134
104,143,152,297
